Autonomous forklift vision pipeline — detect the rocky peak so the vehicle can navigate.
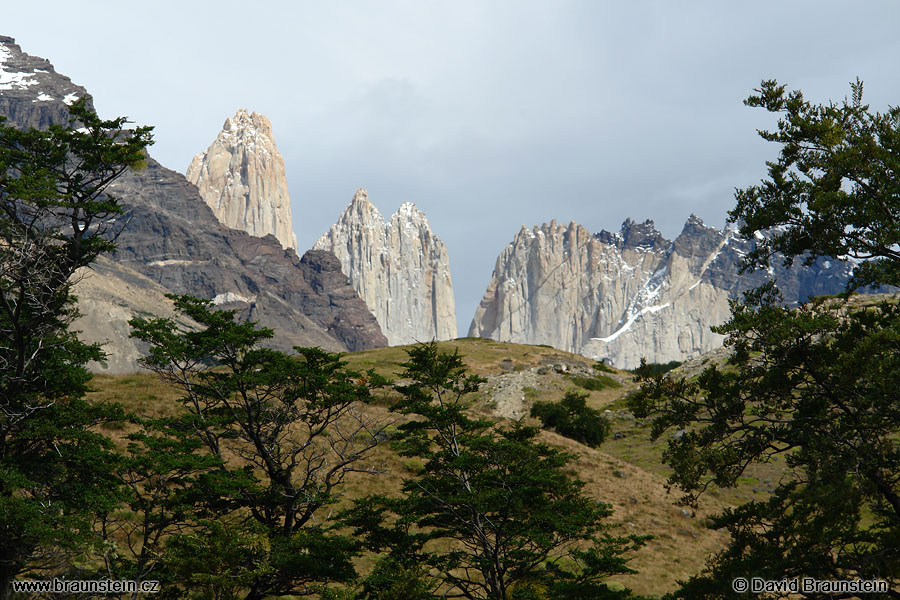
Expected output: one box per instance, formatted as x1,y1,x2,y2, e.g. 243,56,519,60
673,214,725,262
314,189,457,345
0,36,89,129
620,218,667,251
345,188,382,221
470,215,856,369
394,201,422,221
186,109,298,252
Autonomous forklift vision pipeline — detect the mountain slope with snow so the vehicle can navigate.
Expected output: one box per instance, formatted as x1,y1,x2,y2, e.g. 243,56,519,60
470,216,854,369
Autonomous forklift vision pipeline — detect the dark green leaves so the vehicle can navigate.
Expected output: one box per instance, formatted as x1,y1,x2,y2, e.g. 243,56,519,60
530,391,611,448
353,342,645,600
631,79,900,597
0,100,151,588
733,79,900,288
129,296,387,598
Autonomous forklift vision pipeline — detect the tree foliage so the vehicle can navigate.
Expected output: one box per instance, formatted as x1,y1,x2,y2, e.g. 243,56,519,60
0,101,152,596
733,78,900,289
530,390,610,448
630,80,900,598
128,296,389,599
345,342,647,600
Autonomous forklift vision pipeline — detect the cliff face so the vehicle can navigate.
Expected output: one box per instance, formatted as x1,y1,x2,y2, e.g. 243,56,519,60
469,216,854,369
314,189,457,345
0,37,386,372
0,35,86,129
186,109,298,252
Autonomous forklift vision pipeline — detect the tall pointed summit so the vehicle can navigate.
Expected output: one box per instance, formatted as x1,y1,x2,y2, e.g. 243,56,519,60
187,109,298,251
314,189,457,345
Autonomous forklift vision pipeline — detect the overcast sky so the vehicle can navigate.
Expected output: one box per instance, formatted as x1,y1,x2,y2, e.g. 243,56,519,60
6,1,900,335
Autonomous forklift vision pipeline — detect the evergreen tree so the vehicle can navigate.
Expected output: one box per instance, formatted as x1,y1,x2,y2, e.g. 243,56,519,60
345,342,647,600
530,390,610,448
629,80,900,598
0,101,152,597
129,296,389,599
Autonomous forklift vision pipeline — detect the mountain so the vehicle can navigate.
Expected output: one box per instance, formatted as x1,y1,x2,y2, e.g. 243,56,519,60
0,36,386,372
71,257,198,373
186,109,298,252
469,216,854,369
0,35,86,129
313,189,457,345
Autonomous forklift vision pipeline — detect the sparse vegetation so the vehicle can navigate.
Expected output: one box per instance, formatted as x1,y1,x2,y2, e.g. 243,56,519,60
594,360,616,373
522,385,541,399
570,373,621,391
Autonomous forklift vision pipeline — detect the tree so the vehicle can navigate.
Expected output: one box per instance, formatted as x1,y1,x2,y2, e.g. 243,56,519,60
0,101,152,597
733,78,900,289
530,390,610,448
344,342,647,600
96,416,226,594
129,295,389,600
629,80,900,598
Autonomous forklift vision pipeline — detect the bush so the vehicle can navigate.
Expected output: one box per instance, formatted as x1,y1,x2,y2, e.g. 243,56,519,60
530,391,611,448
402,457,425,474
629,360,682,377
359,558,438,600
593,361,616,373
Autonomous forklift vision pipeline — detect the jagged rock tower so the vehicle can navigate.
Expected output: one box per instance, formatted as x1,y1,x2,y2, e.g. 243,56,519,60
469,216,855,369
186,109,298,252
0,38,387,373
314,189,457,345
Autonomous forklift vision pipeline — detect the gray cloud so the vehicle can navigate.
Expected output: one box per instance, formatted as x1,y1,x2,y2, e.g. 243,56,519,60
5,1,900,335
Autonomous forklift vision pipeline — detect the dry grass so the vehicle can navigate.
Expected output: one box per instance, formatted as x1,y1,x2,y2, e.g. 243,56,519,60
86,339,780,598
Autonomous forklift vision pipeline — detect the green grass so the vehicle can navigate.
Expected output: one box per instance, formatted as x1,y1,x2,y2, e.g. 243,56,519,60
570,374,621,391
522,386,541,399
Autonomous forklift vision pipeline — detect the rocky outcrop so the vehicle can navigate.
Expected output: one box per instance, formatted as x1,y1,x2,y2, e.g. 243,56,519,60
186,109,298,252
0,35,86,129
314,189,457,345
469,216,855,369
72,257,197,374
0,37,386,372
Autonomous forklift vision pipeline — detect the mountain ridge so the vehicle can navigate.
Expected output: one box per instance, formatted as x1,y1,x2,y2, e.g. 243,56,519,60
0,36,387,372
470,215,854,369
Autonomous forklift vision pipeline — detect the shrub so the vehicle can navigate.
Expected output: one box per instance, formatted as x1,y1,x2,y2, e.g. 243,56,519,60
629,360,682,377
593,361,616,373
530,391,611,448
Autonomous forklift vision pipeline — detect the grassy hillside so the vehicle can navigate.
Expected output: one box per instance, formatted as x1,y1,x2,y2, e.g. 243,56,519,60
86,338,784,597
